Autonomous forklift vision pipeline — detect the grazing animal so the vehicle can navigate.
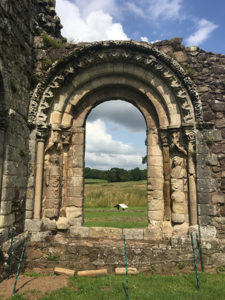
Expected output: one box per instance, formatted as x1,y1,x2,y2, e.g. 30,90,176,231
114,204,128,211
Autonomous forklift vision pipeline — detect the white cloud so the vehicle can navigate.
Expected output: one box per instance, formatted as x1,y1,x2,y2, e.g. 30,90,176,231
140,36,149,42
86,119,134,154
148,0,182,20
126,2,145,17
185,19,218,46
88,100,146,132
85,119,144,169
127,0,182,21
56,0,128,42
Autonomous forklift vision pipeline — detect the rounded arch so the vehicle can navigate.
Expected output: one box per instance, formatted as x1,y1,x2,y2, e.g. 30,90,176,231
30,41,202,235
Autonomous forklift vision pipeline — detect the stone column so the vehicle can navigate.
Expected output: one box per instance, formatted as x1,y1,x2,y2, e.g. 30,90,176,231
147,127,164,225
160,129,171,221
33,139,45,219
185,129,197,225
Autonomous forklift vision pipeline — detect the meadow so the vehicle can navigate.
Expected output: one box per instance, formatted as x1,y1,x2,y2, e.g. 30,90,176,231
84,179,148,228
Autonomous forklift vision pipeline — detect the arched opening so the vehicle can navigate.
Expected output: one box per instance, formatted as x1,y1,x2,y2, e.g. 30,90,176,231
30,41,202,237
84,100,148,228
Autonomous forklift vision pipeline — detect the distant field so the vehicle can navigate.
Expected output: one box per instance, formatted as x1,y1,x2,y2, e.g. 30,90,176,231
84,180,147,207
84,180,148,228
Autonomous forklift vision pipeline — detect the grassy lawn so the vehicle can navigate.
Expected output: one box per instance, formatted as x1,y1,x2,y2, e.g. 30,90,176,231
9,273,225,300
84,180,148,228
84,207,148,228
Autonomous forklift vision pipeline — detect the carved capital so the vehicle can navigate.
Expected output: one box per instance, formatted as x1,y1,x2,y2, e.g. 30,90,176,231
159,129,169,147
169,128,187,156
36,124,50,141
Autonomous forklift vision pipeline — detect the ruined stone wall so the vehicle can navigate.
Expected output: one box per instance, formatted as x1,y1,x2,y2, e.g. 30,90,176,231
152,39,225,237
0,1,225,280
0,0,62,240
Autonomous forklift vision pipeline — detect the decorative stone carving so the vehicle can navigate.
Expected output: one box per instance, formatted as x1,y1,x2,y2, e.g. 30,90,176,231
160,129,171,221
43,154,61,219
185,128,197,225
29,41,203,131
45,129,63,153
170,130,187,156
171,156,187,224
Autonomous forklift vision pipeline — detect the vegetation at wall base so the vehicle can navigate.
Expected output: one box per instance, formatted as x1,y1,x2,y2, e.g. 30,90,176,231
7,272,225,300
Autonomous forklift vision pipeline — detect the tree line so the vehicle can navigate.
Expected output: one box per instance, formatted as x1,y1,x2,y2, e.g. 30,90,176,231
85,167,147,182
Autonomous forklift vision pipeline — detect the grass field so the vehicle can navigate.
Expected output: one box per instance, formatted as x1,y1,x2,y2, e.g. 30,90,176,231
9,272,225,300
84,180,148,228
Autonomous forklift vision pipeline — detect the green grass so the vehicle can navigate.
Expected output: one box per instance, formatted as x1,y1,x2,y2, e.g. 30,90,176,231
84,180,148,228
85,180,147,208
8,273,225,300
84,207,148,228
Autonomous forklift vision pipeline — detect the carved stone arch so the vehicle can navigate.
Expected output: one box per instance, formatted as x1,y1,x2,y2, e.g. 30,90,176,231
30,41,203,237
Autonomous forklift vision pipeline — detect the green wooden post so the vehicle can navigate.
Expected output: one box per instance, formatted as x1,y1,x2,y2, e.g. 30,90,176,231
123,234,129,300
191,232,200,291
13,233,29,296
8,227,16,279
198,224,205,272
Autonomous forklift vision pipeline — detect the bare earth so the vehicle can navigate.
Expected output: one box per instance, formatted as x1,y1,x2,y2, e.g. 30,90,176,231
0,274,69,299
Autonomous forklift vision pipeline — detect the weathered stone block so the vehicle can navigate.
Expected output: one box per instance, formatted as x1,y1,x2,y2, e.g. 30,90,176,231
0,201,12,214
115,267,139,275
70,226,89,238
172,203,185,214
144,227,162,240
0,228,8,243
207,154,219,166
24,219,43,232
147,156,163,166
148,199,163,210
198,216,211,226
148,210,164,221
30,231,50,242
212,193,225,204
66,196,82,207
42,218,57,231
197,179,217,192
56,217,69,230
88,227,123,239
174,51,188,62
189,225,217,239
172,223,189,236
123,228,144,240
25,210,33,219
147,178,164,190
66,207,82,218
25,197,34,210
171,213,185,223
67,176,83,187
198,204,217,216
197,163,210,178
0,213,15,228
197,192,210,204
162,221,173,239
68,217,82,226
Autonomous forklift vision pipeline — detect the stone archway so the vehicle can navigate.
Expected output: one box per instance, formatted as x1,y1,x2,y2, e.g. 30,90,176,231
28,41,203,237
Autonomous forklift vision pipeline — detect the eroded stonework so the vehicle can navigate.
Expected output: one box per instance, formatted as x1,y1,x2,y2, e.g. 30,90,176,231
0,0,225,279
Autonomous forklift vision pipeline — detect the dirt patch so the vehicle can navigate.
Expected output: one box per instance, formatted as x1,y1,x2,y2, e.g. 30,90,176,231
0,274,69,299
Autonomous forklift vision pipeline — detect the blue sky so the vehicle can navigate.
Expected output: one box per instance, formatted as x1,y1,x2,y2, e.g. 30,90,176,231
56,0,224,169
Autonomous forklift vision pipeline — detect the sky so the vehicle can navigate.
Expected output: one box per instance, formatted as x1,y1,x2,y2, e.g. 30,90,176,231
55,0,224,170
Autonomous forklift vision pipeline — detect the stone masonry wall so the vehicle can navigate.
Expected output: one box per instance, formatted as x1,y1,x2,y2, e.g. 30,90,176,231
0,0,62,240
151,38,225,236
0,1,225,281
